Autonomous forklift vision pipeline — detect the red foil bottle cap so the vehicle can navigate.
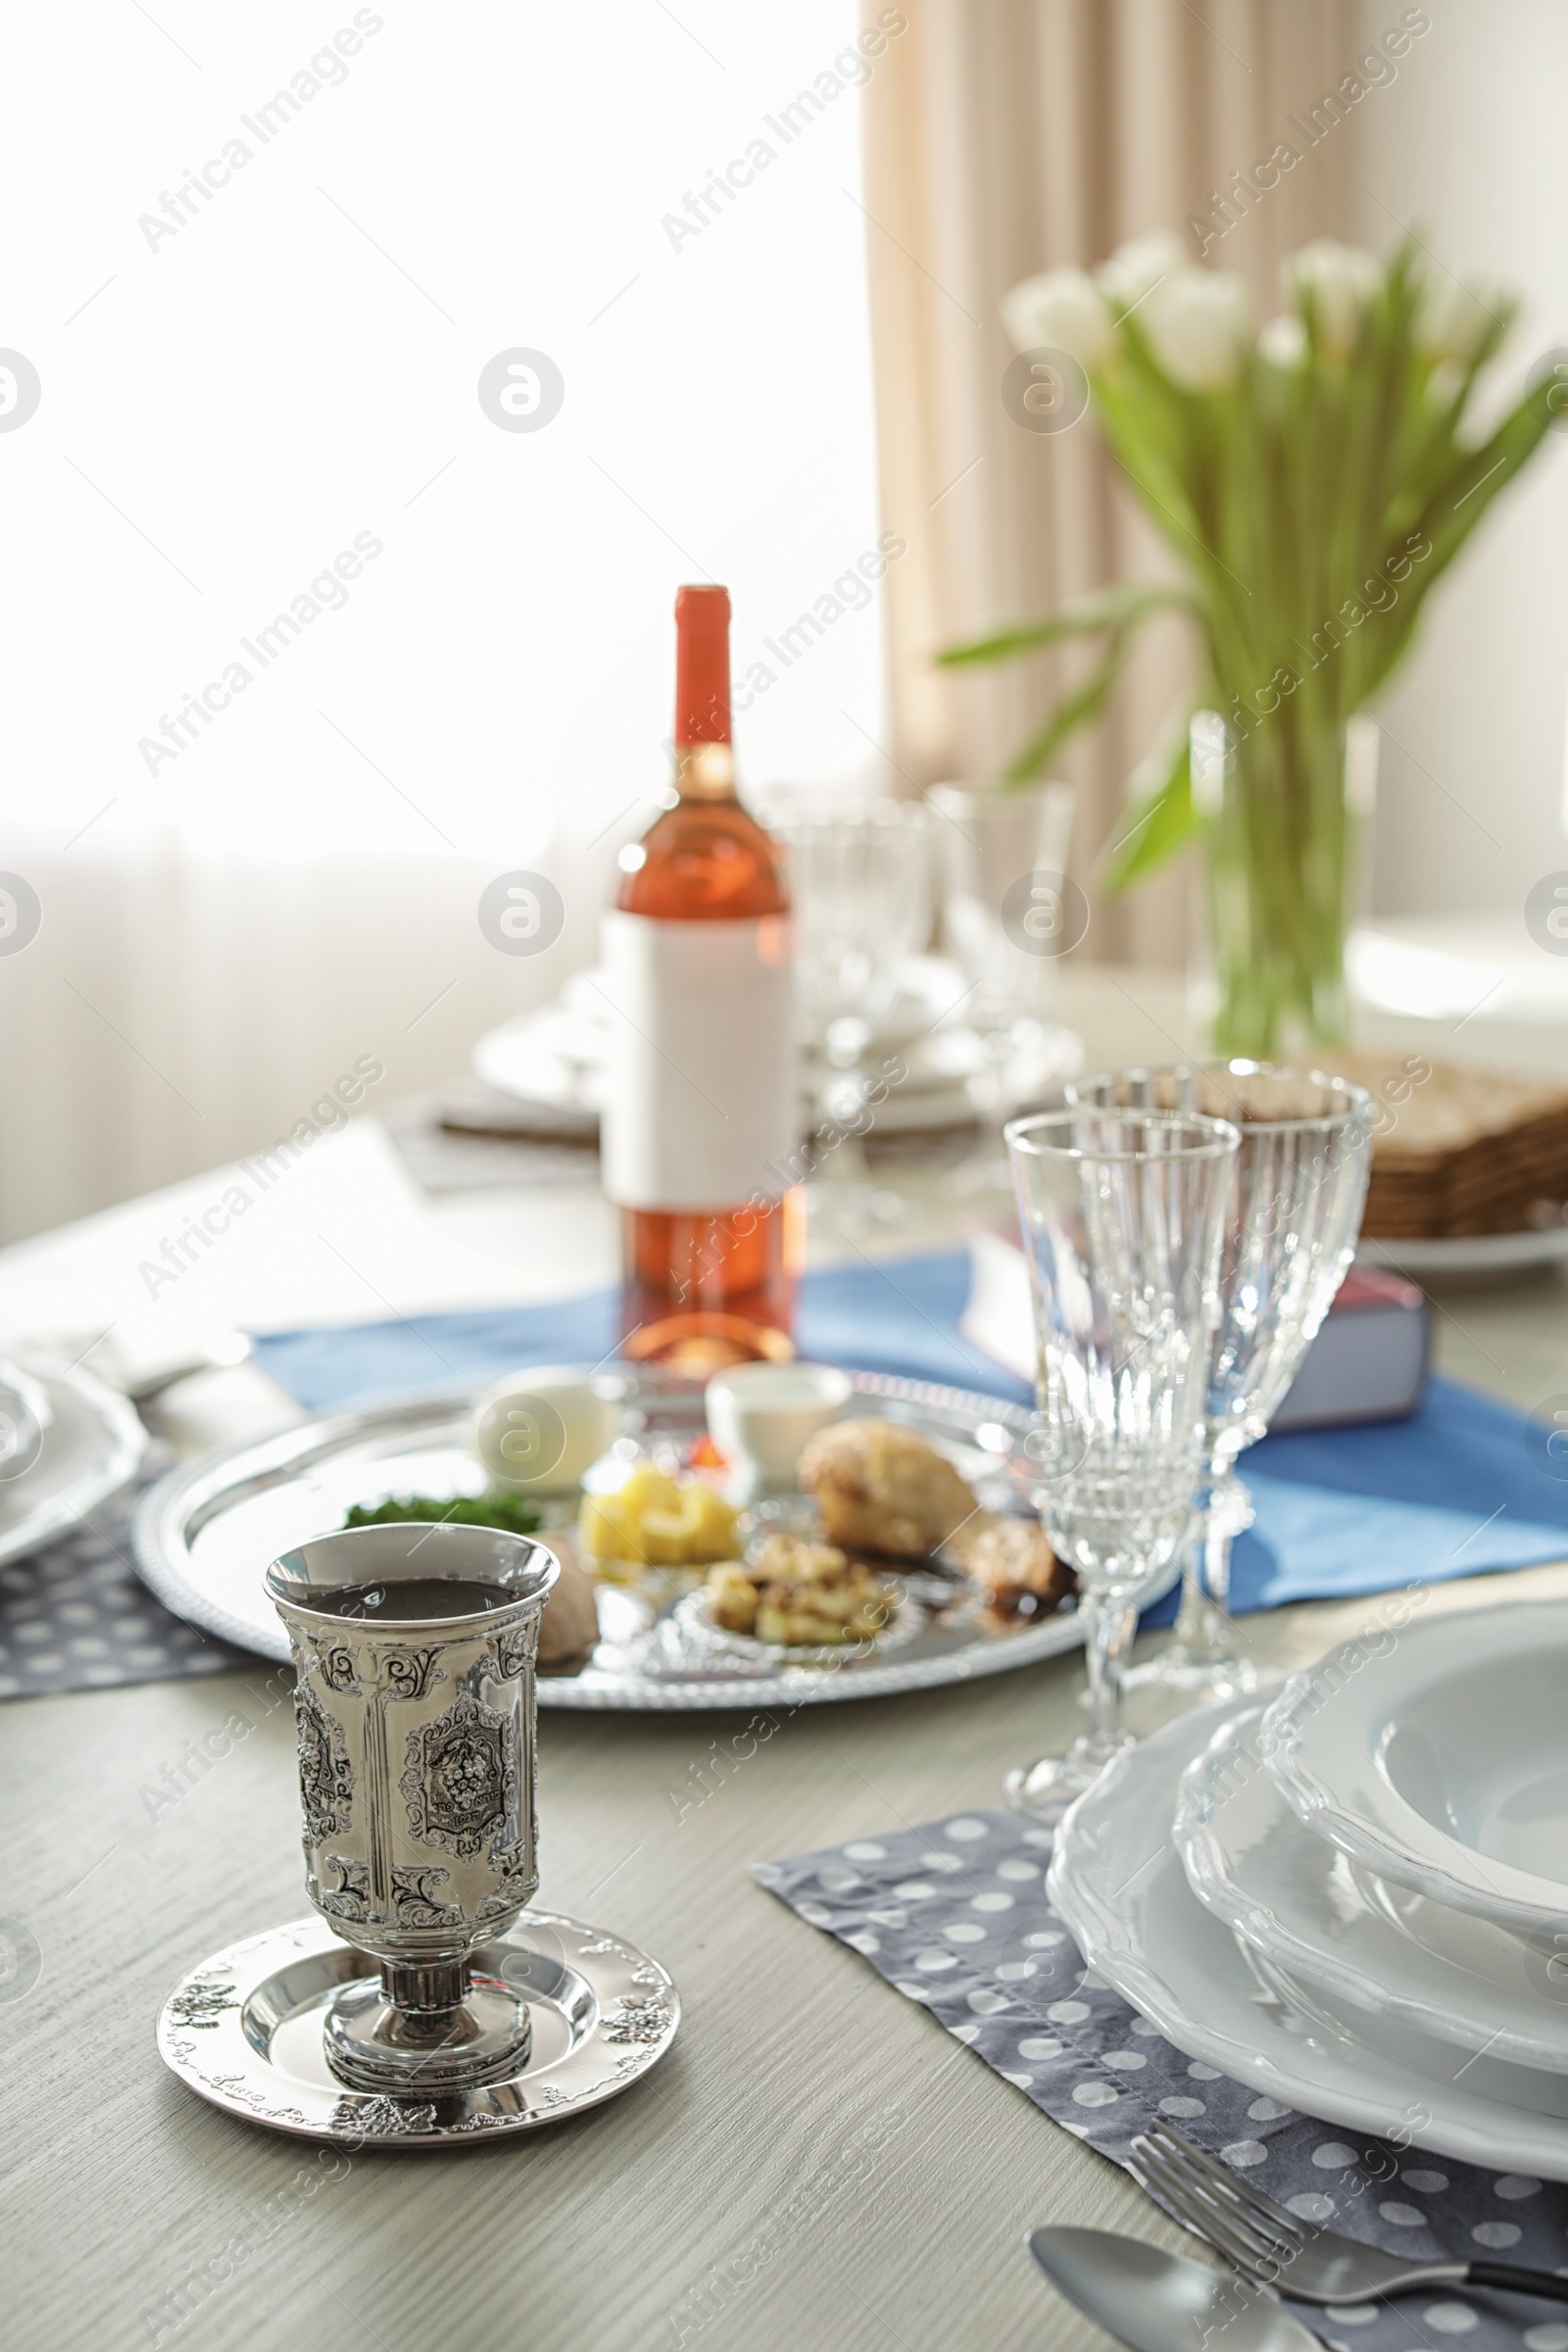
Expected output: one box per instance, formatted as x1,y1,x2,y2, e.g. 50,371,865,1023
673,584,731,745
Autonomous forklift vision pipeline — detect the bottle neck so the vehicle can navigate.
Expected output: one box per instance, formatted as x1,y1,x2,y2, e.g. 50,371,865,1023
672,741,737,803
672,584,731,794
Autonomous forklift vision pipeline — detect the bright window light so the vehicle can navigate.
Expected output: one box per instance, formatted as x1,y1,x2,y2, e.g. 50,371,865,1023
1348,931,1506,1020
0,2,888,859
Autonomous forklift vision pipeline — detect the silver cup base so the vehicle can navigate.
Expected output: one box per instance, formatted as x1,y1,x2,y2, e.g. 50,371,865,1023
324,1968,534,2094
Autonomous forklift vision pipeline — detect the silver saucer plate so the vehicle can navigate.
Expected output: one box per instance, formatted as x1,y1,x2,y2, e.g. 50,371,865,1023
131,1366,1083,1709
157,1909,678,2144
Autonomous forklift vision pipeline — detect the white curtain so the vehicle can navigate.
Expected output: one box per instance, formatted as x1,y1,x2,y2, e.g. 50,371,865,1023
0,828,618,1241
859,0,1359,964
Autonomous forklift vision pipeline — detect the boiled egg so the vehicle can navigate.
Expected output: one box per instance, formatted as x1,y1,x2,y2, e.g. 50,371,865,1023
472,1366,618,1494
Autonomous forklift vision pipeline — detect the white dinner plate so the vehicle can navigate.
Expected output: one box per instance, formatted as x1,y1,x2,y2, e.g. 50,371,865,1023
1263,1602,1568,1936
1358,1226,1568,1279
1176,1704,1568,2075
470,962,968,1114
471,956,1082,1137
1048,1690,1568,2180
1241,1945,1568,2125
0,1356,146,1566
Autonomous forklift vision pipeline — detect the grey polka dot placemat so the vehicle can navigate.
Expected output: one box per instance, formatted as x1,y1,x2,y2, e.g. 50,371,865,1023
0,1470,253,1701
758,1811,1568,2352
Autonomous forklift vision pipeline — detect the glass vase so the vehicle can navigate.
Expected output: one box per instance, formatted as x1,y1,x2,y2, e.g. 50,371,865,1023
1190,708,1378,1060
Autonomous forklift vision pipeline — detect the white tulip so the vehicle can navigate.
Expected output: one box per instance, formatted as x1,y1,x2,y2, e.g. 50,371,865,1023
1415,270,1500,363
1285,241,1383,356
1140,270,1252,393
1258,314,1307,370
1001,268,1116,371
1099,230,1190,317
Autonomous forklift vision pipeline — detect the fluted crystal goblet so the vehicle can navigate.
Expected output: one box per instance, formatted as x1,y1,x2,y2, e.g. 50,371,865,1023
1004,1105,1240,1817
1065,1063,1374,1707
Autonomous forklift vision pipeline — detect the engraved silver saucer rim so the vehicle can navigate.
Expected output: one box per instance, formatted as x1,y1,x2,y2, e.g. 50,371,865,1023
156,1908,679,2145
130,1366,1090,1709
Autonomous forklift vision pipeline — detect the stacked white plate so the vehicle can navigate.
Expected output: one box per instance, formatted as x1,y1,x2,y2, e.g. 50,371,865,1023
1049,1600,1568,2178
471,956,1084,1137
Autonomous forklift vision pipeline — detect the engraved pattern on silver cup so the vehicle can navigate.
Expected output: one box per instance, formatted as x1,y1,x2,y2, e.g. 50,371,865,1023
267,1523,558,2092
269,1525,557,1970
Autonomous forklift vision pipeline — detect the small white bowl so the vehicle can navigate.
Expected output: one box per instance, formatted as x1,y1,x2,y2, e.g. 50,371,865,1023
703,1361,853,1490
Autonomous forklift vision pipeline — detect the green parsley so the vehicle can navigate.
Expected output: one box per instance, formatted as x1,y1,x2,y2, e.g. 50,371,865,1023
341,1491,544,1537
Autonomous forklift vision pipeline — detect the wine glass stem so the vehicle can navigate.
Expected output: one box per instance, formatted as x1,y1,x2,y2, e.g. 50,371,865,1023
964,1038,1012,1178
1170,1533,1210,1652
1174,1467,1253,1661
1080,1587,1139,1761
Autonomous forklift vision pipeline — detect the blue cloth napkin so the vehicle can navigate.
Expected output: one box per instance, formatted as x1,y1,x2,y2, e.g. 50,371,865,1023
247,1251,997,1410
250,1250,1568,1615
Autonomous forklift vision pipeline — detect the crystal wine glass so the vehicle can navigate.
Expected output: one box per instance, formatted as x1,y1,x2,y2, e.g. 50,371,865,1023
1003,1104,1240,1817
1065,1062,1375,1706
772,799,932,1232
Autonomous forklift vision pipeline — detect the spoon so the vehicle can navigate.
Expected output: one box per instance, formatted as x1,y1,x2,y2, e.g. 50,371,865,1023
1027,2227,1322,2352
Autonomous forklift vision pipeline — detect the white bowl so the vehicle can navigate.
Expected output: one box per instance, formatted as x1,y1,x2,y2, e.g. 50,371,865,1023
1177,1703,1568,2076
703,1362,853,1489
1263,1599,1568,1936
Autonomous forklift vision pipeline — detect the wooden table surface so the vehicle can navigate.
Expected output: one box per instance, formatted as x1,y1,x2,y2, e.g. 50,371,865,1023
3,965,1565,2352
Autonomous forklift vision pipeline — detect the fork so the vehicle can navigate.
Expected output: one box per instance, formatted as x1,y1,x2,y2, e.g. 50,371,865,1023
1129,2119,1568,2306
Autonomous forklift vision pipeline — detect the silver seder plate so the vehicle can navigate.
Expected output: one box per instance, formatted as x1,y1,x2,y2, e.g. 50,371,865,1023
131,1368,1082,1710
158,1909,678,2144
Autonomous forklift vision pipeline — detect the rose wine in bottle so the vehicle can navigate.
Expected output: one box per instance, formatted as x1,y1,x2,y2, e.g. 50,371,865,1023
601,585,801,1371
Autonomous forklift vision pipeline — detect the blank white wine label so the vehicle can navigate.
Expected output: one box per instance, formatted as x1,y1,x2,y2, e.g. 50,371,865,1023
600,911,797,1211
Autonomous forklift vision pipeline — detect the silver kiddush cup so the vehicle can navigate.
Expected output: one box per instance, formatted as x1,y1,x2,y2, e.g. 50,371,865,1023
266,1522,559,2097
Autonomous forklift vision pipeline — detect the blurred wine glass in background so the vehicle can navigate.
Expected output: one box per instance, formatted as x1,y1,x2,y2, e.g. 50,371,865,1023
770,798,933,1234
926,781,1080,1206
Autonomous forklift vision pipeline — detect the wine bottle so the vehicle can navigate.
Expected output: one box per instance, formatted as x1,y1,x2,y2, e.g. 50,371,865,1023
601,585,801,1370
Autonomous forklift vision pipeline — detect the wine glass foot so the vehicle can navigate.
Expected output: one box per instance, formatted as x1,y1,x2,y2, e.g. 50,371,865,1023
1117,1647,1259,1735
1129,1645,1258,1695
1004,1736,1130,1822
